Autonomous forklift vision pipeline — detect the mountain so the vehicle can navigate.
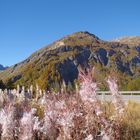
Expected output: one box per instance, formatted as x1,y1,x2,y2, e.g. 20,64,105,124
114,36,140,46
0,31,140,90
0,64,8,71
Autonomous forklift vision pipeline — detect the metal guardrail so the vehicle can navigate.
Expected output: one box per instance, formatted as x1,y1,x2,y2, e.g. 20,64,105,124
97,91,140,95
97,91,140,102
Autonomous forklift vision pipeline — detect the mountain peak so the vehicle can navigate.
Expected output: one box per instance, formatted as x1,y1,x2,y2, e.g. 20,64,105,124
58,31,103,46
64,31,101,41
69,31,97,36
47,31,103,51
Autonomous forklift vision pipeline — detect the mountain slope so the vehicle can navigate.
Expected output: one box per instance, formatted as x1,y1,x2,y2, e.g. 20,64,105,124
0,31,140,90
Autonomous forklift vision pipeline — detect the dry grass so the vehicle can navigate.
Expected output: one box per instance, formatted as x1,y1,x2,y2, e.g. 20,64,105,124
121,101,140,140
103,101,140,140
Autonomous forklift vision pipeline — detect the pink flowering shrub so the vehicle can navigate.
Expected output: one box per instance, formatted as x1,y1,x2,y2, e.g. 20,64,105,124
0,105,16,140
107,76,125,116
78,68,123,140
0,67,139,139
19,108,41,140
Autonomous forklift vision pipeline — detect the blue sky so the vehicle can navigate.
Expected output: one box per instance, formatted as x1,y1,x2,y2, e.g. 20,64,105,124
0,0,140,66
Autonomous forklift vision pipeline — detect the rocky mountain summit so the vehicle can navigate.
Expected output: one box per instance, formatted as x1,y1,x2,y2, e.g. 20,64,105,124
0,31,140,90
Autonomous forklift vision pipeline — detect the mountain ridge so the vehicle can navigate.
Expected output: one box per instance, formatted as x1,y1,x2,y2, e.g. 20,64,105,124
113,36,140,46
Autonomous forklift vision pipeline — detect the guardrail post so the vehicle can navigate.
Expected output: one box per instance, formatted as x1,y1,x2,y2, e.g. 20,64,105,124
101,92,105,101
